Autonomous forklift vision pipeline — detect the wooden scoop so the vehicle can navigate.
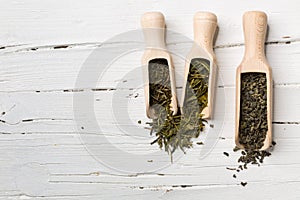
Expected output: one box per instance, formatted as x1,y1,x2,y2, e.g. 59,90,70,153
181,12,218,119
141,12,178,119
235,11,272,150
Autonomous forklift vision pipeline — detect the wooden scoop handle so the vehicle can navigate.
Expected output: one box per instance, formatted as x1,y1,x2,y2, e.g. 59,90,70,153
193,12,217,53
243,11,268,60
141,12,166,49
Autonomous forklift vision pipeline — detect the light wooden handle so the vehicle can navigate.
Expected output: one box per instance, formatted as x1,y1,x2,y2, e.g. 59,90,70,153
193,12,217,52
243,11,268,60
141,12,166,49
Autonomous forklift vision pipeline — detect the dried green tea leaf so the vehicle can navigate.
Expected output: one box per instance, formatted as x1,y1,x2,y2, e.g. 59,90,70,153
235,72,274,170
239,73,268,150
148,58,210,156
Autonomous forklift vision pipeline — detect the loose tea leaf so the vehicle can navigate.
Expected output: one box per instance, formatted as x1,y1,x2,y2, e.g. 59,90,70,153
148,58,210,156
223,152,229,157
148,58,178,154
239,73,268,150
236,72,273,170
241,182,248,187
182,58,210,114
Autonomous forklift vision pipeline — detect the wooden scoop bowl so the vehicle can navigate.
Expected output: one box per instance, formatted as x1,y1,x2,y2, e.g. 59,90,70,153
235,11,273,150
181,12,218,119
141,12,178,119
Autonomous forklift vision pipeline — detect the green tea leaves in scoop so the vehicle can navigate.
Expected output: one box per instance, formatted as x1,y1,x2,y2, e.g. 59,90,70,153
183,58,210,115
148,58,172,119
239,72,268,150
236,72,273,170
147,58,210,157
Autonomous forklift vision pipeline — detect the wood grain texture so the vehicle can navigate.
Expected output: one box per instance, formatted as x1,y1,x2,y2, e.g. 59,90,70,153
1,0,300,199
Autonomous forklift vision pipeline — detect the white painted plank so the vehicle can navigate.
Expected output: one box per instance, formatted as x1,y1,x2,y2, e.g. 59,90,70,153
0,129,299,198
160,182,300,200
0,0,299,47
0,42,299,92
0,86,299,134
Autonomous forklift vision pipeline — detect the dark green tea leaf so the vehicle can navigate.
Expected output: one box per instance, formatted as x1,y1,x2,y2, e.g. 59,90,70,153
236,72,274,170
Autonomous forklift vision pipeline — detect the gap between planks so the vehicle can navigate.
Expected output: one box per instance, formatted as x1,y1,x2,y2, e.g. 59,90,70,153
1,82,300,94
0,37,299,54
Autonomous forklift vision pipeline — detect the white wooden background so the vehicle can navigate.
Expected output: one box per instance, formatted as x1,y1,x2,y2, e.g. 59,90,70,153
1,0,300,199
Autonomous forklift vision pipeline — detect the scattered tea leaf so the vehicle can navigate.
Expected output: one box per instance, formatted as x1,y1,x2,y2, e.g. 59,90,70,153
233,146,240,152
226,167,237,171
241,182,248,187
223,152,229,157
